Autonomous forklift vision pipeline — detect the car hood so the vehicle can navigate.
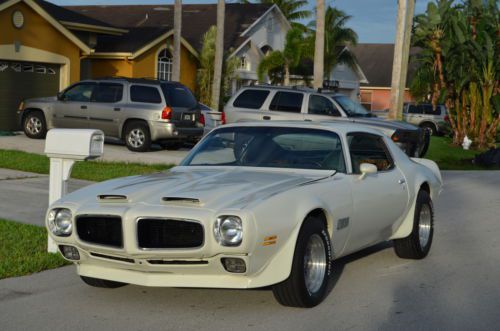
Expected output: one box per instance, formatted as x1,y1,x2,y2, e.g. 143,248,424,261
25,96,57,103
348,117,418,131
59,167,330,211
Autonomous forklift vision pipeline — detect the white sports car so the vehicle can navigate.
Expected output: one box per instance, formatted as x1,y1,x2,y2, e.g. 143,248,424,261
47,121,442,307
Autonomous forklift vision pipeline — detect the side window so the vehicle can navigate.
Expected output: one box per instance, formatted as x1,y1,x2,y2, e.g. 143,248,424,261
269,92,303,113
161,84,197,108
130,85,162,104
347,133,394,173
93,83,123,103
407,105,422,114
233,89,270,109
63,83,96,102
422,104,441,115
308,95,341,116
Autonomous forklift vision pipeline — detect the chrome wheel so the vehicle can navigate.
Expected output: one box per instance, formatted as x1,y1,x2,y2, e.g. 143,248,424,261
127,129,145,148
26,116,42,135
419,204,432,248
303,234,327,294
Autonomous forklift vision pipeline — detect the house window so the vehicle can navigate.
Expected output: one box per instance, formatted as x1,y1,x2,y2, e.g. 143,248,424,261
240,56,249,71
260,45,273,56
157,48,173,81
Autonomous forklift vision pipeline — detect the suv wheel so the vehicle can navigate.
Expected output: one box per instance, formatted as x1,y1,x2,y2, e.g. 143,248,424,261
23,111,47,139
124,121,151,152
420,122,437,136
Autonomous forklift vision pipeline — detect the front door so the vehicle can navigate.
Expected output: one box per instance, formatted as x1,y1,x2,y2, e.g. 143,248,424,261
344,132,409,253
53,82,96,129
304,94,342,122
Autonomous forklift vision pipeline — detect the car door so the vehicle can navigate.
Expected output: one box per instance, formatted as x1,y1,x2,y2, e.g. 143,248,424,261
266,91,305,121
87,82,124,137
304,94,342,122
226,89,271,123
344,132,409,253
52,82,96,128
405,104,423,126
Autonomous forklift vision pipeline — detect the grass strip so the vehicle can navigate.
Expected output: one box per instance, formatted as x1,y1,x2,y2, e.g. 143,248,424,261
0,219,70,279
0,149,174,182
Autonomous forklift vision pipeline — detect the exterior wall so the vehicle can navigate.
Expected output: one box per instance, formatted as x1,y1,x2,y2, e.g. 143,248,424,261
330,64,361,100
361,87,413,111
90,58,132,78
245,8,288,54
0,1,81,87
132,37,198,92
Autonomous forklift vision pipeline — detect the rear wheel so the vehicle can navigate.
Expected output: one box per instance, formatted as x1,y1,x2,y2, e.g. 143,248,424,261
124,121,151,152
272,217,332,307
394,190,434,259
420,122,437,136
80,276,127,288
23,111,47,139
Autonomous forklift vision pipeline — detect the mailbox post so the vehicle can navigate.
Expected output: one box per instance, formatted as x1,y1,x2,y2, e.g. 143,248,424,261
44,129,104,252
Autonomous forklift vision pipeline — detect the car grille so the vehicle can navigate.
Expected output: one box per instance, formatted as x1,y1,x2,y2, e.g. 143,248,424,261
137,218,204,249
76,215,123,248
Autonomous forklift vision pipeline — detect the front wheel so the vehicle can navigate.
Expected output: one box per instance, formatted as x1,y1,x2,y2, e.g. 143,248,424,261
272,217,332,307
393,190,434,259
80,276,127,288
23,111,47,139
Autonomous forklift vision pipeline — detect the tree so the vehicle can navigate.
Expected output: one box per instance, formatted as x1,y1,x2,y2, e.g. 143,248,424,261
172,0,182,81
237,0,311,22
257,27,304,85
307,6,358,76
411,0,499,148
313,0,325,88
211,0,225,111
198,26,239,106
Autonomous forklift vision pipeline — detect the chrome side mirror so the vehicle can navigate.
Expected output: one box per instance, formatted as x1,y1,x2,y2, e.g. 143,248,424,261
359,163,377,180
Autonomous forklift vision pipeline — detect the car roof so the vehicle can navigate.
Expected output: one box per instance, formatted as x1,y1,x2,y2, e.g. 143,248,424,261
79,78,185,86
239,85,344,96
221,120,386,136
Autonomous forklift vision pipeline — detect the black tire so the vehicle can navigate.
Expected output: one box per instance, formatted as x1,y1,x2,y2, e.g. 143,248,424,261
394,190,434,259
272,217,332,307
80,276,127,288
420,122,437,136
124,121,151,152
23,111,47,139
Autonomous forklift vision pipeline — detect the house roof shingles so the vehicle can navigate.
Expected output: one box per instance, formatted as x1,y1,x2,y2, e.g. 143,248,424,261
350,43,418,88
66,3,273,54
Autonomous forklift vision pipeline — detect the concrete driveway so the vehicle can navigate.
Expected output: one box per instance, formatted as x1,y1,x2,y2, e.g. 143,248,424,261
1,171,499,330
0,133,190,165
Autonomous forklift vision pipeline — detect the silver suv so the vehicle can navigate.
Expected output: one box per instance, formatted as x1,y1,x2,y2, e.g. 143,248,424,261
224,86,429,157
403,103,450,136
18,78,203,152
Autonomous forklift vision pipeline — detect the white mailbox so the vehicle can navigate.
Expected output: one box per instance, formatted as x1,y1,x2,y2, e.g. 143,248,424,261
44,129,104,252
45,129,104,160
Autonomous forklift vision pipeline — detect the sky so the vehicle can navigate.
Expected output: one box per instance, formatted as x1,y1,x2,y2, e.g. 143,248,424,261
50,0,431,43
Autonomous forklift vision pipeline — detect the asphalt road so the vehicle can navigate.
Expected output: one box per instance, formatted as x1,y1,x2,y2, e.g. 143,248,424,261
1,171,499,330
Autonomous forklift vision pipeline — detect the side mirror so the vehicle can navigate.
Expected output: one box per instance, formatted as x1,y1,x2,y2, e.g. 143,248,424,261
359,163,377,180
57,92,64,101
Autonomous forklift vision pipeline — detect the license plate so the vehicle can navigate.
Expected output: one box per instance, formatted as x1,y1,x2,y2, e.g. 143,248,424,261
183,114,192,121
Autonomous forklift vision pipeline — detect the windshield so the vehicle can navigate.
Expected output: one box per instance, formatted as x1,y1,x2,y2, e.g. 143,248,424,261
181,127,346,172
333,95,370,117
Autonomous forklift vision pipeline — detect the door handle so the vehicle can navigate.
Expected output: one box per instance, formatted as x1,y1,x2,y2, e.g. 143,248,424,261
80,105,87,110
263,116,271,120
398,178,406,184
114,107,121,111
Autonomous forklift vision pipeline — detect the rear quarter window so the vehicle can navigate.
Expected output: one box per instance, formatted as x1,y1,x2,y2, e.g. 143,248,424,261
233,89,270,109
130,85,162,104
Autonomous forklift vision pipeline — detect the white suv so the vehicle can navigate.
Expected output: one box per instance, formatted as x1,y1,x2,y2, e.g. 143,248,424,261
224,86,429,157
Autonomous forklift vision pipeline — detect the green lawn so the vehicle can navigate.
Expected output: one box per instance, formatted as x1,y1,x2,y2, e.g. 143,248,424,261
426,136,499,170
0,219,70,279
0,149,174,182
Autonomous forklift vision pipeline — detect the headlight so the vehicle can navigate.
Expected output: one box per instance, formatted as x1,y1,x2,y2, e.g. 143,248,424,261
48,208,73,236
214,216,243,246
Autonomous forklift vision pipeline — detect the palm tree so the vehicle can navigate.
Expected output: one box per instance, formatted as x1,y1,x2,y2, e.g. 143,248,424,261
211,0,225,111
308,6,358,76
238,0,311,22
313,0,325,88
172,0,182,81
257,27,304,85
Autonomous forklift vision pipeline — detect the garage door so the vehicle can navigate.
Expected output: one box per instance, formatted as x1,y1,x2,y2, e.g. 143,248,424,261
0,60,60,131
